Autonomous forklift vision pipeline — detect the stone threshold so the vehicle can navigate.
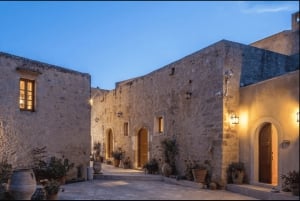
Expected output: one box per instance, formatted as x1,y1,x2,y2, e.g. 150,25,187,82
226,184,299,200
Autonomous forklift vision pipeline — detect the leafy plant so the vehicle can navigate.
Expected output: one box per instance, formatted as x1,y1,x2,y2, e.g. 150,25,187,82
111,148,123,160
31,146,48,183
143,158,159,174
161,138,178,175
226,162,245,183
0,158,12,183
43,179,60,195
281,170,299,192
46,156,74,179
92,142,102,162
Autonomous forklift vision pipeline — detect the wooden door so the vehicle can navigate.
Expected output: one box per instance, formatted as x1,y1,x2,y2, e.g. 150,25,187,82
138,128,148,167
107,129,113,158
259,123,272,183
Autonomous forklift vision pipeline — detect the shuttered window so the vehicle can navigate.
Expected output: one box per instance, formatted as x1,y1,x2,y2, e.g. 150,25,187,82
19,78,35,111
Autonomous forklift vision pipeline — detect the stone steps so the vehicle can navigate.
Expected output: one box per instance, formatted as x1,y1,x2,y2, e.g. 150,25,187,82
93,173,163,181
226,184,299,200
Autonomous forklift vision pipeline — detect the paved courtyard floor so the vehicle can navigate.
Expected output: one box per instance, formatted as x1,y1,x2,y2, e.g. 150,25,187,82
57,164,258,200
58,179,258,200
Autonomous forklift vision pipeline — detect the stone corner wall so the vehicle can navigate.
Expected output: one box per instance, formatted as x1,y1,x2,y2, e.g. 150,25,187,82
0,53,91,181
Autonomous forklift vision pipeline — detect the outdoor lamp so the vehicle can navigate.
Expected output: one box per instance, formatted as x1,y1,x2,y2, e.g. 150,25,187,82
231,114,239,124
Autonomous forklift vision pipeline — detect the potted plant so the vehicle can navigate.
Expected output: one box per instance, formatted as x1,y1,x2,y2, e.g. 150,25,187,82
42,179,60,200
227,162,245,184
183,159,208,184
31,146,48,184
46,156,74,185
281,170,299,196
0,159,12,199
191,162,207,184
143,158,159,174
123,157,131,169
111,148,123,167
161,138,178,176
92,142,102,174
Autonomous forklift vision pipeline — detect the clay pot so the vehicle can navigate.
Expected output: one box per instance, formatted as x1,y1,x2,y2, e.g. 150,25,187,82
8,168,37,200
161,163,172,177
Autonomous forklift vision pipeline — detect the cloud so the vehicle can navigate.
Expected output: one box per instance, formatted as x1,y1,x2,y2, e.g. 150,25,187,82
237,1,298,14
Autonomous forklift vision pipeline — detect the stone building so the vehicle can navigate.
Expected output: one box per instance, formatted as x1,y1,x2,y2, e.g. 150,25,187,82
91,11,299,187
0,52,91,180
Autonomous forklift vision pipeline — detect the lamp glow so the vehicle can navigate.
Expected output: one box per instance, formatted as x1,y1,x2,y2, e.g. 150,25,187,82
231,114,239,124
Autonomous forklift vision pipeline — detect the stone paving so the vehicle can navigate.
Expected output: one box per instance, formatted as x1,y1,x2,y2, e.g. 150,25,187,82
58,164,258,200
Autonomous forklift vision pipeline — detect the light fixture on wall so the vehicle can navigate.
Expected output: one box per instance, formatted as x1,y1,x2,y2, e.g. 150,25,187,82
116,111,123,117
230,114,239,124
297,112,299,123
185,91,192,99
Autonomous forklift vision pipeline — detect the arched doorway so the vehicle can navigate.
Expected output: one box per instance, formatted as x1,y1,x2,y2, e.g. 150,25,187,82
106,129,113,159
258,123,278,185
137,128,148,168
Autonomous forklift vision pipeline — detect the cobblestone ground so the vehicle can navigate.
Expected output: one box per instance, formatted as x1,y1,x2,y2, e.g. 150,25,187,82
58,179,258,200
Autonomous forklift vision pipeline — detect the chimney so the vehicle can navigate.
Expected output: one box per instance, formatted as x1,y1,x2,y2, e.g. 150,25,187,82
291,12,299,32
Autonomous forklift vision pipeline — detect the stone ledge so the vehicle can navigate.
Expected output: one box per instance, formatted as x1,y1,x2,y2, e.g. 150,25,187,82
226,184,299,200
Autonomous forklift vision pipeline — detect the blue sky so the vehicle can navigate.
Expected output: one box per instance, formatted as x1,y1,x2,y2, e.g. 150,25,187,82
0,1,299,90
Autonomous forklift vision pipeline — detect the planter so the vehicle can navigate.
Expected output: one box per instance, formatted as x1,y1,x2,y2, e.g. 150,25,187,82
58,176,66,185
232,170,244,184
93,161,102,174
0,184,6,200
192,169,207,183
47,193,58,200
161,163,172,177
8,168,37,200
291,183,299,196
113,159,120,167
31,185,47,200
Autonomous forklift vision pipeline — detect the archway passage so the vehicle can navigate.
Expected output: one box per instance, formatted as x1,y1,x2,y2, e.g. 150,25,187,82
106,129,113,159
137,128,148,168
258,122,278,185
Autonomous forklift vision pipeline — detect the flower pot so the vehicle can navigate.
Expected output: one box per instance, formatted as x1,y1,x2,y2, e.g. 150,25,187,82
58,176,66,185
47,193,58,200
161,163,172,177
8,168,37,200
291,183,299,196
113,159,120,167
0,184,6,200
192,169,207,183
232,170,244,184
93,161,102,174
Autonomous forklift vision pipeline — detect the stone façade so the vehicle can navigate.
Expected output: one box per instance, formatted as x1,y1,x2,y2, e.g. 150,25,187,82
91,12,299,185
0,52,91,180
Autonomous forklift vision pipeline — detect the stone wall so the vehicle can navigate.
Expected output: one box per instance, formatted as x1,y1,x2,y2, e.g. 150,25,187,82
91,38,299,184
0,52,91,180
238,70,299,186
250,12,299,56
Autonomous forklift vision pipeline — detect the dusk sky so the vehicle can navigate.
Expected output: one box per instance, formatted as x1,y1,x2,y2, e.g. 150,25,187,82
0,1,299,90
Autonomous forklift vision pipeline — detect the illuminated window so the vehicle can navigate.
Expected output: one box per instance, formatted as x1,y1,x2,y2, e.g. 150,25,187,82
158,117,164,133
124,122,129,136
19,78,35,111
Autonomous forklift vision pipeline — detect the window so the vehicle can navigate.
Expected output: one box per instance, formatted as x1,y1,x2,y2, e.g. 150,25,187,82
158,117,164,133
19,78,35,111
124,122,129,136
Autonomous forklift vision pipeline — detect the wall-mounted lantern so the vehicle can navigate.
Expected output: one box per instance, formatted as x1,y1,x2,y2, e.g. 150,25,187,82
230,114,239,124
116,111,123,117
185,92,192,100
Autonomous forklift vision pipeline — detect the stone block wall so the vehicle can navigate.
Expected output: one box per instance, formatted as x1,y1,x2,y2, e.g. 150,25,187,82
0,52,91,180
250,12,299,56
92,38,299,184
